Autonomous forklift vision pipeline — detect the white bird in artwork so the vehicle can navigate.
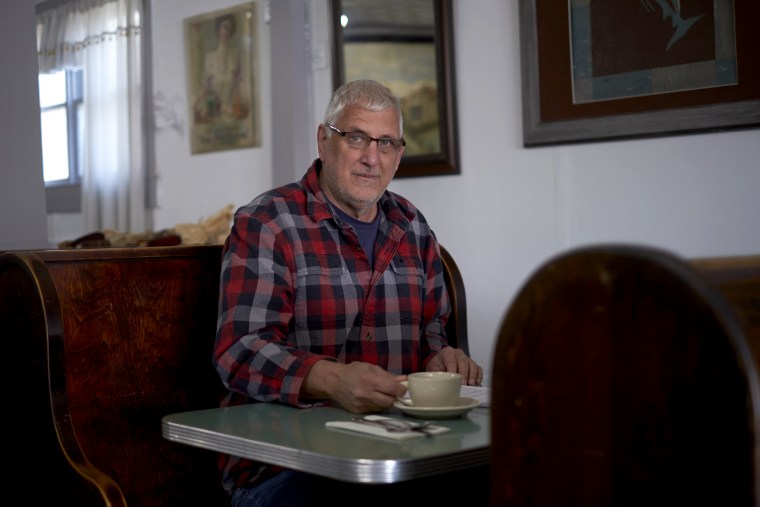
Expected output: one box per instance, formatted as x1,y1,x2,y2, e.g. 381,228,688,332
653,0,703,50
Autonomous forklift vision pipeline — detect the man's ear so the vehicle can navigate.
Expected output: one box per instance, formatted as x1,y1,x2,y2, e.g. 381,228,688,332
317,124,328,158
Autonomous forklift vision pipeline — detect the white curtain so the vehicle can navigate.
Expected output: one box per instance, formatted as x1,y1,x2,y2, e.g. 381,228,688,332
37,0,146,234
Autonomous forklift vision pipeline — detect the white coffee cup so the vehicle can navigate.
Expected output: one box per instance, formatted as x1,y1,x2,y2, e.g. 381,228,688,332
397,371,462,407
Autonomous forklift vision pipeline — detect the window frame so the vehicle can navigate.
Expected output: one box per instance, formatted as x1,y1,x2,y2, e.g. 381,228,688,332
41,68,83,213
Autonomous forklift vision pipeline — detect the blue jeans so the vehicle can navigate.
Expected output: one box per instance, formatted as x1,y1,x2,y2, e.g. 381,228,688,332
231,467,489,507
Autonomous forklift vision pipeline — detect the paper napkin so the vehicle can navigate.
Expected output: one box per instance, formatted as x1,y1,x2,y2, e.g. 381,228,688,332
459,385,491,407
325,415,450,440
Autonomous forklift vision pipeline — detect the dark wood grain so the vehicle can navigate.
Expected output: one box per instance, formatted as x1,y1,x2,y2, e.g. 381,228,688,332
490,245,759,506
1,246,227,507
0,251,123,505
440,244,468,355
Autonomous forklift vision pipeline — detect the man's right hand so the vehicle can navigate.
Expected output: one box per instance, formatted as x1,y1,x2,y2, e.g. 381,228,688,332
301,360,407,413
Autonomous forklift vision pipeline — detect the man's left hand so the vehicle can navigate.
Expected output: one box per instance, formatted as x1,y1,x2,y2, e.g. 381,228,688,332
426,346,483,386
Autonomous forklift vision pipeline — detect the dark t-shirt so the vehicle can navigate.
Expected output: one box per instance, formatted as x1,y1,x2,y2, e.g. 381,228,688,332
332,204,381,266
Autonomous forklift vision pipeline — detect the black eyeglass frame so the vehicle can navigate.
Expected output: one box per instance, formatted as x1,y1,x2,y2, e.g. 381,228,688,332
323,123,407,152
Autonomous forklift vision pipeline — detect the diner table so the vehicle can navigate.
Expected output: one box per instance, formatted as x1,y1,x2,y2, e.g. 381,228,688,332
161,402,490,484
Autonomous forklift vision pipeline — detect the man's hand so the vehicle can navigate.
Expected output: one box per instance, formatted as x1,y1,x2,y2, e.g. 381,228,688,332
302,360,407,414
426,346,483,386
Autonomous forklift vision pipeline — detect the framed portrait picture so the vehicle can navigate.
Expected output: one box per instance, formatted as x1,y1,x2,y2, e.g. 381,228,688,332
184,2,261,154
519,0,760,147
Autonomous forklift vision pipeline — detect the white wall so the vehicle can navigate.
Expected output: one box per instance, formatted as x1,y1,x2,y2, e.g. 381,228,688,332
0,0,50,251
9,0,760,384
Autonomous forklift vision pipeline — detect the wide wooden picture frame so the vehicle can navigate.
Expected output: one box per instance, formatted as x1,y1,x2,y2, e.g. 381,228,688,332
331,0,459,178
184,2,261,155
519,0,760,147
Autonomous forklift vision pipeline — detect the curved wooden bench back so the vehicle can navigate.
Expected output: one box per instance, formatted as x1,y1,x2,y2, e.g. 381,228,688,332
440,245,469,354
0,251,124,505
0,246,228,507
490,244,760,506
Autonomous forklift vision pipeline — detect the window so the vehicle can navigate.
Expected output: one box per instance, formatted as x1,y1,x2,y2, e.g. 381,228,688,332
36,0,150,226
38,68,83,212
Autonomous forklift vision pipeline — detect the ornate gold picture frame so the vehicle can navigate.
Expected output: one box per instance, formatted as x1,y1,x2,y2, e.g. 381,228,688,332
184,2,261,154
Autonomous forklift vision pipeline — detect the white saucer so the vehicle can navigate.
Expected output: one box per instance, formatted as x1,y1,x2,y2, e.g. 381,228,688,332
393,396,480,419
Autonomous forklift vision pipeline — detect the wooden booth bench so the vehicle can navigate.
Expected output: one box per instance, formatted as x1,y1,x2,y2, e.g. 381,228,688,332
490,244,760,507
0,243,468,507
0,245,228,506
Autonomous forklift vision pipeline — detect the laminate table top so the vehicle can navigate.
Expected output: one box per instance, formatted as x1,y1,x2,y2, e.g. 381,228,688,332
162,402,490,484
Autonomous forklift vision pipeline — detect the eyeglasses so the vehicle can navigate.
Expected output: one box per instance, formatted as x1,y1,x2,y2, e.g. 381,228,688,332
324,123,406,154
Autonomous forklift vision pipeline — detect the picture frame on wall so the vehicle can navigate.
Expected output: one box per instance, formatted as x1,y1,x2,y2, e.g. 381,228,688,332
518,0,760,147
331,0,460,178
342,39,441,159
184,2,261,155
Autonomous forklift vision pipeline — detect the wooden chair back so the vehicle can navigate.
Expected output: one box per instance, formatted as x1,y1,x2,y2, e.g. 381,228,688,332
490,244,760,506
441,244,469,354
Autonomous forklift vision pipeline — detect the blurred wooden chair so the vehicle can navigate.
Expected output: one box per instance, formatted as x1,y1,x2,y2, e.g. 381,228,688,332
490,244,760,507
440,244,469,355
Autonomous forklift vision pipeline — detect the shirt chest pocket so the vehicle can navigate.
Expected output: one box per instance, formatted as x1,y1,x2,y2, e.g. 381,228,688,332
386,256,426,324
294,255,356,331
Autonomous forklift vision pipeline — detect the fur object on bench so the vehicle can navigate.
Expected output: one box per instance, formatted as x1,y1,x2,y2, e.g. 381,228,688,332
58,204,234,249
